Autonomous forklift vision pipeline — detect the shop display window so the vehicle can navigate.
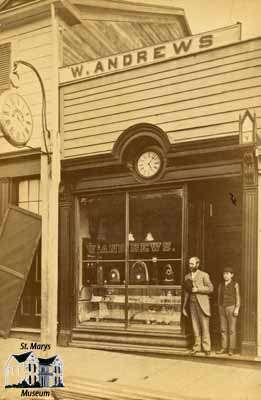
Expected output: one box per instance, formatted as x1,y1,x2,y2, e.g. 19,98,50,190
78,189,184,331
79,194,126,325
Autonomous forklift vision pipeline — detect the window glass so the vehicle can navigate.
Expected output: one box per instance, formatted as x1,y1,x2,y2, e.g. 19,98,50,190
29,180,40,202
79,194,126,326
18,180,28,202
78,189,184,332
128,190,183,330
18,179,41,215
129,190,182,284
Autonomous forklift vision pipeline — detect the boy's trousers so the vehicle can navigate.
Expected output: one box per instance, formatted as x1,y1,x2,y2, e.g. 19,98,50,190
219,305,237,351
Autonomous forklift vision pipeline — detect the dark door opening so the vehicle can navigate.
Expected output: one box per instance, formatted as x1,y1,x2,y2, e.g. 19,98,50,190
188,177,242,351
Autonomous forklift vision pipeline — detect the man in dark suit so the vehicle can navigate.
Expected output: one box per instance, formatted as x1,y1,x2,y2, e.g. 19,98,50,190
182,257,214,355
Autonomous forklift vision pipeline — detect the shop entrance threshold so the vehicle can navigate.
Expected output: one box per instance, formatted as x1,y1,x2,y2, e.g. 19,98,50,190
69,340,261,366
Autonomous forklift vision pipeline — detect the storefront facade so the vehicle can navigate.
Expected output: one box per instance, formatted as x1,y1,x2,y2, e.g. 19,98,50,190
0,0,260,357
58,24,261,356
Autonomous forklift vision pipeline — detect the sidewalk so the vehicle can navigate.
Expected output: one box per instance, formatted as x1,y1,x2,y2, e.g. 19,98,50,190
0,338,261,400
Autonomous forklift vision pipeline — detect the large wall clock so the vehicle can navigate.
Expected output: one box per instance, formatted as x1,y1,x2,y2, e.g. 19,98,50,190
0,90,33,147
134,146,166,181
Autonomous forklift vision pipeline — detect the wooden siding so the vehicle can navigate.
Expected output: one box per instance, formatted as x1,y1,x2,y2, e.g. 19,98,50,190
61,38,261,159
0,18,55,154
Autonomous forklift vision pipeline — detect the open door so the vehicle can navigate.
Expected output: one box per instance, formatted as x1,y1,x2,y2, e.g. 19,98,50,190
0,205,41,337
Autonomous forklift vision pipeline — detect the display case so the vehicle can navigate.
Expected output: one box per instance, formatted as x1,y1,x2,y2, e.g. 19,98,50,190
78,284,182,329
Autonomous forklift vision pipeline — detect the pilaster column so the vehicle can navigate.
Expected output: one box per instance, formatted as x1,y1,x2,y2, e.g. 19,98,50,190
57,181,74,346
256,147,261,356
241,150,258,355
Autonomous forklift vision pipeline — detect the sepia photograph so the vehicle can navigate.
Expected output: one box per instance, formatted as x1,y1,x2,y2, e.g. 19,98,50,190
0,0,261,399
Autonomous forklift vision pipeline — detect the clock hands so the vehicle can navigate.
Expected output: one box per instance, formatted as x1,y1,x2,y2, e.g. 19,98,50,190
137,151,161,178
147,153,157,167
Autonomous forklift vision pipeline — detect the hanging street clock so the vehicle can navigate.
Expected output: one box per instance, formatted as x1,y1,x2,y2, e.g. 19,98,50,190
0,90,33,147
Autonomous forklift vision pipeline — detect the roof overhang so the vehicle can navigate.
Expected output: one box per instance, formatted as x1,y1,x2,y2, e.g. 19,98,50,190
71,0,191,35
0,0,81,27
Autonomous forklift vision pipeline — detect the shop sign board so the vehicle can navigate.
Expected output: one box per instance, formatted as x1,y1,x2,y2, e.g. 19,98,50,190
59,24,241,84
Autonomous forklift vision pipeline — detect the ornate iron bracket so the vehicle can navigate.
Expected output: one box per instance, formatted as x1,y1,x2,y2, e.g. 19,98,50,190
12,60,52,164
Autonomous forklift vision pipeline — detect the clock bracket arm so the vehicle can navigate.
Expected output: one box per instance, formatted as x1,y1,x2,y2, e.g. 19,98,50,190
12,60,51,164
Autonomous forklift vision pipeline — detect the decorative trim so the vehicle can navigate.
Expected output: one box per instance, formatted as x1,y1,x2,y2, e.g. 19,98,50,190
112,123,170,163
72,0,187,18
242,151,257,186
239,110,257,146
62,136,239,172
73,161,241,194
59,182,74,205
0,177,9,183
241,188,258,356
255,146,261,174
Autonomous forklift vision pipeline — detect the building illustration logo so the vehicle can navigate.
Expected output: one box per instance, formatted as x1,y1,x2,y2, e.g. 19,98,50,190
4,352,64,388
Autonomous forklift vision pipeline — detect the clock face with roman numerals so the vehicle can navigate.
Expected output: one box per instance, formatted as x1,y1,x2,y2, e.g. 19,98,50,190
0,91,33,147
135,149,164,179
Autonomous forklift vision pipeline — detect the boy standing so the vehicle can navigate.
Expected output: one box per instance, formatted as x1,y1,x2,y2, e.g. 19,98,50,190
216,266,240,356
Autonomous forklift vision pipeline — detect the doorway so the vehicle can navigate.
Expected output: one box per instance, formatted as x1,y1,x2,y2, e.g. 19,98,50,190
188,177,242,350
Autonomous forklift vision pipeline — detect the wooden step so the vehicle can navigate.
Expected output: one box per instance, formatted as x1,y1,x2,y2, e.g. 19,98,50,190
69,339,189,356
71,327,189,350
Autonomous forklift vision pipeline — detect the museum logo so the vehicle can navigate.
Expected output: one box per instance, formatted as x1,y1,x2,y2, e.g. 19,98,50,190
4,351,64,389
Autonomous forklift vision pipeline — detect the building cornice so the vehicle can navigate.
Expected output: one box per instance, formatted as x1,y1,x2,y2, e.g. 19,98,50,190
61,136,240,173
0,0,81,27
71,0,186,16
72,0,191,36
0,148,41,161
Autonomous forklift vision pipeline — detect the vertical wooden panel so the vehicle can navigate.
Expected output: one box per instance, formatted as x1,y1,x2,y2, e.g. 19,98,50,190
257,173,261,357
0,178,12,223
241,151,258,355
58,183,74,346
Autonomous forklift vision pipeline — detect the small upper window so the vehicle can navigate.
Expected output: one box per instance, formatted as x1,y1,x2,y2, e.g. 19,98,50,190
0,42,11,94
18,179,42,215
